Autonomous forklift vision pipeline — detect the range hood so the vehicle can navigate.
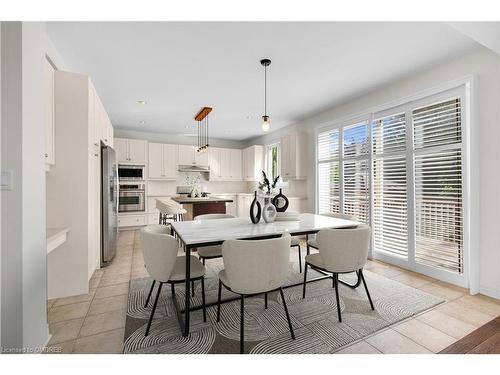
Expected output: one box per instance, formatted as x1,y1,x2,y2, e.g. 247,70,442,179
178,165,210,173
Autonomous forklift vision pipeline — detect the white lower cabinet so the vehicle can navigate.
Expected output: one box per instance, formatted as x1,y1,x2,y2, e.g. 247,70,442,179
148,213,160,225
118,214,147,228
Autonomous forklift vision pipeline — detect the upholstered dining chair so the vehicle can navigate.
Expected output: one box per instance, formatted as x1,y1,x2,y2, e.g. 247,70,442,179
216,234,295,353
302,225,374,322
140,225,207,336
291,237,303,273
194,213,235,265
306,212,357,255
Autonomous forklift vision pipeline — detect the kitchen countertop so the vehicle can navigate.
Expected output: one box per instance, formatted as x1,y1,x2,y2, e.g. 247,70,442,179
172,197,234,204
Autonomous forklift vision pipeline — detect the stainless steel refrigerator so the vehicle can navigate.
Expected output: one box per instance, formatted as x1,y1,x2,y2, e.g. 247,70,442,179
101,143,118,266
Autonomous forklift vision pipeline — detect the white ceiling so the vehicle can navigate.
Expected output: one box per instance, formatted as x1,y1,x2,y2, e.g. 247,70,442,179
47,22,479,140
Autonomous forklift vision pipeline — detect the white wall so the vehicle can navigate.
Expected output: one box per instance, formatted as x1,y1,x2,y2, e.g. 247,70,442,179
251,47,500,299
1,22,49,349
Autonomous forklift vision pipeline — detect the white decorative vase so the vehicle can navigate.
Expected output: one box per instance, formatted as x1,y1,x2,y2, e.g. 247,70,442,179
262,197,277,223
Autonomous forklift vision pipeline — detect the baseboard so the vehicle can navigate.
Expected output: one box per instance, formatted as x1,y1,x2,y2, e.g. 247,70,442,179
479,285,500,300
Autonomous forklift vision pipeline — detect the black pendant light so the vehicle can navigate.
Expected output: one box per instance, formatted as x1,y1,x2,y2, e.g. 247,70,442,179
260,58,271,132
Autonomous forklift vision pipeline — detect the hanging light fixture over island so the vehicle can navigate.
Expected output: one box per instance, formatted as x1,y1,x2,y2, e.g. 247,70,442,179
260,58,271,132
195,106,212,153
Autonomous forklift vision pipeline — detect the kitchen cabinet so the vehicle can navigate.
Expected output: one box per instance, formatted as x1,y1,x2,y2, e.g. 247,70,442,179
208,148,222,180
237,194,253,218
148,142,178,179
280,132,307,179
209,148,242,181
229,149,242,180
44,58,55,168
115,138,147,164
242,145,264,181
178,145,209,167
118,214,147,228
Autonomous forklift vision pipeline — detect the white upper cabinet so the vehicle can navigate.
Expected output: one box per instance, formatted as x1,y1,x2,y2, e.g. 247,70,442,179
209,147,222,180
242,145,264,181
209,148,242,181
115,138,147,164
44,58,55,167
178,145,209,167
148,142,178,179
178,145,195,165
229,149,242,180
280,131,307,180
114,138,128,163
128,139,147,164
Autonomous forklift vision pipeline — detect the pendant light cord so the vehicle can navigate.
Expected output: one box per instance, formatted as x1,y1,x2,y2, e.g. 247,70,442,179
264,65,267,116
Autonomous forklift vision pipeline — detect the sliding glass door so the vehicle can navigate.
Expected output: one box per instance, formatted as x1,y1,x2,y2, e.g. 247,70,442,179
316,87,467,286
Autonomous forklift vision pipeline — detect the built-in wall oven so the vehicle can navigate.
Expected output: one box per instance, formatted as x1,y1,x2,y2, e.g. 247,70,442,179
118,183,145,212
118,164,145,181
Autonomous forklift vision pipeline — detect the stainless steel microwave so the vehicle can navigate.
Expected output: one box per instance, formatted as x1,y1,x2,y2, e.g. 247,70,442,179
118,164,145,181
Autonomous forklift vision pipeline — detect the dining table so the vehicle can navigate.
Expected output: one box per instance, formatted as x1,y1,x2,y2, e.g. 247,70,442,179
170,213,360,336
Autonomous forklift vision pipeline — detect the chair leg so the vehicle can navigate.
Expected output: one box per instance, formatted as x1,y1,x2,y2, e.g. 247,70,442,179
191,280,195,297
202,257,206,265
144,280,156,308
359,269,375,310
170,283,175,297
145,282,163,336
333,273,342,322
297,245,302,273
264,292,268,309
216,280,222,322
240,295,245,354
279,288,296,340
302,263,308,298
201,277,207,322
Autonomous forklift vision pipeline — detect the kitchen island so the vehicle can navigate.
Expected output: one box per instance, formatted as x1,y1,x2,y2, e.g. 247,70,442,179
171,196,234,220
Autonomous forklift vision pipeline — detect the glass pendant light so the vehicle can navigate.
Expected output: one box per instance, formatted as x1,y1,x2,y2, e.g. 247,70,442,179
260,58,271,132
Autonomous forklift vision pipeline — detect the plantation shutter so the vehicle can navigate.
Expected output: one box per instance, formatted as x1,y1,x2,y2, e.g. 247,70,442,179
371,113,408,257
412,97,463,274
317,129,340,214
343,122,370,222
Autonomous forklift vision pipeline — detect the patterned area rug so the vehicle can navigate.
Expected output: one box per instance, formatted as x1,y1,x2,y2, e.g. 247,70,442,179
124,258,443,354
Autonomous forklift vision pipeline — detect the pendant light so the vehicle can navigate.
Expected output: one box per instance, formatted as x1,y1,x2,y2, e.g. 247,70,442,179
195,106,212,153
260,58,271,132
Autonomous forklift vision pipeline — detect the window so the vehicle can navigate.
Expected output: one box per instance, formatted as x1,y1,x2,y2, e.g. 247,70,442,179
316,87,467,283
372,112,408,257
342,122,370,222
413,98,463,273
317,129,340,214
266,143,280,181
317,121,370,222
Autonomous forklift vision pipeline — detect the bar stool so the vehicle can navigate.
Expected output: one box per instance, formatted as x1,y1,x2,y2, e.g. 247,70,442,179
155,198,187,224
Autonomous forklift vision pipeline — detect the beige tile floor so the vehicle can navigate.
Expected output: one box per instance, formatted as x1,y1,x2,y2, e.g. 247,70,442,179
45,230,500,354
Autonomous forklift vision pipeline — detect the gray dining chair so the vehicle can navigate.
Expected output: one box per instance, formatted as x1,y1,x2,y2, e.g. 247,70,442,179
216,234,295,353
194,213,235,264
306,212,357,255
140,225,207,336
302,224,374,322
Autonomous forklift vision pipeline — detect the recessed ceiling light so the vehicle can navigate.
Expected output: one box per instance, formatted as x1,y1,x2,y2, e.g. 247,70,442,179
137,100,147,105
139,120,146,125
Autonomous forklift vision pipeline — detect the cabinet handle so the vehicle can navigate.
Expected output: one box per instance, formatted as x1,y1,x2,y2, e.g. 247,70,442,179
94,143,99,147
94,153,99,157
45,153,48,157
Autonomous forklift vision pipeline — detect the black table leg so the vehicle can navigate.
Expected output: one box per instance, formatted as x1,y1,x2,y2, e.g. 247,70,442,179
184,244,191,337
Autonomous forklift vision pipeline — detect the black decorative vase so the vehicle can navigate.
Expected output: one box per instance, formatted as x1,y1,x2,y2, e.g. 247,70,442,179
249,191,262,224
272,188,289,213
